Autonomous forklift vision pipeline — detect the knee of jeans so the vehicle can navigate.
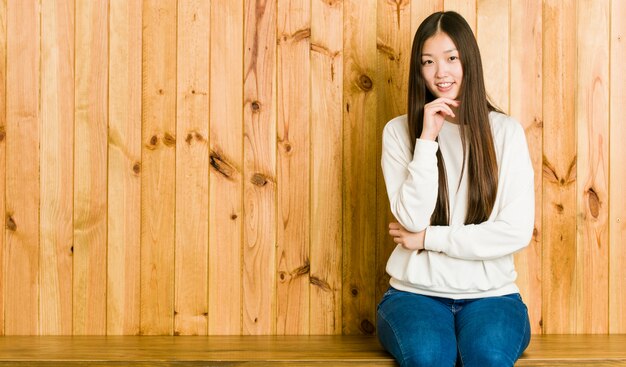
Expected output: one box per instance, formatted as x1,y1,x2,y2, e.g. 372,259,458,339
403,349,455,367
464,350,514,367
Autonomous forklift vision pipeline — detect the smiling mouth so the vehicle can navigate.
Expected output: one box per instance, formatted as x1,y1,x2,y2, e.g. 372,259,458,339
436,82,453,88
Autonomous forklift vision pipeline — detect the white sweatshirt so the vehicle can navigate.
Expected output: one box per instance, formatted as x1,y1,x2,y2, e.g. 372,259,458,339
381,111,535,299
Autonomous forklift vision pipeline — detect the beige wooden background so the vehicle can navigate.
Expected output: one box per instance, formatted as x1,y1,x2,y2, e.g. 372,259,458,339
0,0,624,336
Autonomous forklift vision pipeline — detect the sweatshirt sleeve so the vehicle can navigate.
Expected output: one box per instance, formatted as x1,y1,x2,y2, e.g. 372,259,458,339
381,120,440,232
424,121,535,260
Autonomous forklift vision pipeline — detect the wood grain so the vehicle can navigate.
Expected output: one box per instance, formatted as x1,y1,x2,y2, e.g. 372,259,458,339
5,0,40,335
510,0,543,334
174,0,210,336
0,335,624,365
208,0,243,335
276,0,311,336
243,0,278,335
542,0,577,334
477,0,509,112
40,0,74,336
107,0,142,336
343,0,377,336
0,0,6,335
74,0,108,335
575,0,609,334
375,0,411,305
310,0,343,335
609,0,626,334
140,0,177,335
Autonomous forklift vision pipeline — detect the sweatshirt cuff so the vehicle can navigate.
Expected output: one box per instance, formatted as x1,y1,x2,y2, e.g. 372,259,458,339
410,139,439,167
414,139,439,155
424,225,449,253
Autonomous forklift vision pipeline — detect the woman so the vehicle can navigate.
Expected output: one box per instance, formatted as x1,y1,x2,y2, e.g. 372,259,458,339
378,11,534,367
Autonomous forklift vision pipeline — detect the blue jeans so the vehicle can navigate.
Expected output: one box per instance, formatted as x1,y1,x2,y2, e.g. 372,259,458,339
377,287,530,367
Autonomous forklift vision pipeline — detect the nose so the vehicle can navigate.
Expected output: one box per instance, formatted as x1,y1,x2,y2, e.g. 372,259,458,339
435,62,448,78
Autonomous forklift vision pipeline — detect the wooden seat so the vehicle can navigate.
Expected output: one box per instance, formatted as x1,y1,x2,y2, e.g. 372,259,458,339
0,335,624,366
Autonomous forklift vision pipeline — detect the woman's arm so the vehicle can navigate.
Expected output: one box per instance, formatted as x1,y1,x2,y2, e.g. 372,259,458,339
424,123,535,260
381,119,440,232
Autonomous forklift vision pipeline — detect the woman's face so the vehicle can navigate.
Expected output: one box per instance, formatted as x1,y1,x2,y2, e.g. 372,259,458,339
420,32,463,100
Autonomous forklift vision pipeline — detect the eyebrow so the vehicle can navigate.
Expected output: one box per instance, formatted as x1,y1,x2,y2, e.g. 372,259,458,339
421,49,458,56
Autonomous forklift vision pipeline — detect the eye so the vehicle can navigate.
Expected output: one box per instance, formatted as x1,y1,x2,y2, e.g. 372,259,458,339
449,55,459,62
421,59,434,65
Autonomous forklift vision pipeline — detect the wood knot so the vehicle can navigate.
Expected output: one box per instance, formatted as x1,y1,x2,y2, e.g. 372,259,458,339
251,101,261,112
184,131,205,144
279,271,287,281
147,135,159,149
210,151,236,179
163,132,176,147
360,319,375,335
158,89,164,95
310,275,332,292
251,173,269,187
0,126,5,142
554,203,564,213
357,74,373,91
533,227,538,238
350,288,358,296
231,214,238,220
587,187,600,218
132,162,141,174
6,215,17,231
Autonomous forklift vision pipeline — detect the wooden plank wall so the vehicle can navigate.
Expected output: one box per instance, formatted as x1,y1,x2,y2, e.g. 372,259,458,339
0,0,625,336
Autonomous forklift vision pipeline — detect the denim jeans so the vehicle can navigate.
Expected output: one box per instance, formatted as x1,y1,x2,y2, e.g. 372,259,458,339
377,287,530,367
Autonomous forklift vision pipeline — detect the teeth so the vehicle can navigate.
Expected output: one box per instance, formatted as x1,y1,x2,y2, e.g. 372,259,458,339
437,82,452,87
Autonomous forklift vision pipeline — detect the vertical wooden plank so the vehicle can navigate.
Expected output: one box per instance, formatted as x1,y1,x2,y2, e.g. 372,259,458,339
276,0,310,335
576,0,609,334
5,0,40,335
0,0,7,336
343,0,377,335
542,0,577,334
107,0,141,335
444,0,476,34
375,0,410,306
208,0,243,335
74,0,108,336
40,0,73,335
476,0,508,112
511,0,542,334
174,0,209,336
243,0,277,335
141,0,177,335
411,0,444,37
310,0,342,335
609,0,626,334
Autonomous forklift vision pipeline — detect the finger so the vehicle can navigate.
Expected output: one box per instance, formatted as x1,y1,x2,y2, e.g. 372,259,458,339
426,103,455,117
388,222,400,230
432,97,461,107
388,229,401,237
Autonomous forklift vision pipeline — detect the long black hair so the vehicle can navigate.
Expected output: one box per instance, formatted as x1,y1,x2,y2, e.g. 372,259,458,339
407,11,500,225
